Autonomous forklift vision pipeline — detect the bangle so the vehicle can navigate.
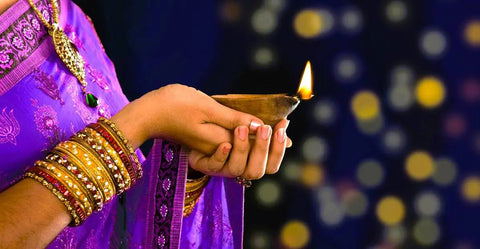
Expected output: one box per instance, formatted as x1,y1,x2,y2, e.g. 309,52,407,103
184,175,210,217
24,118,143,226
25,166,85,225
83,127,132,190
97,117,142,179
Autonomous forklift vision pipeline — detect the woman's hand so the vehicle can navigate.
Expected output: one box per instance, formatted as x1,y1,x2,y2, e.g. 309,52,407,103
111,84,264,154
188,119,291,179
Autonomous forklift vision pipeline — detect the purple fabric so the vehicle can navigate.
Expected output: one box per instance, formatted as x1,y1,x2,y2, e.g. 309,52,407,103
0,0,244,248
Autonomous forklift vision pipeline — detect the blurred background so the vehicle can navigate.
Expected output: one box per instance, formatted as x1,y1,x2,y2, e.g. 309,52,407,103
74,0,480,248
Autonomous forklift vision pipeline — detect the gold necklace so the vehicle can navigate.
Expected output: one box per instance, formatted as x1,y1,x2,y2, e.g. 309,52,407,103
28,0,98,107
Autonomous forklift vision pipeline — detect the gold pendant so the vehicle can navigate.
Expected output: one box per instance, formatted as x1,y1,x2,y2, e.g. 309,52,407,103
51,26,86,88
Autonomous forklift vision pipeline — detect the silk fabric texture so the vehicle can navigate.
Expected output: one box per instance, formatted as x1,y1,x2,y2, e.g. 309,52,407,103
0,0,244,248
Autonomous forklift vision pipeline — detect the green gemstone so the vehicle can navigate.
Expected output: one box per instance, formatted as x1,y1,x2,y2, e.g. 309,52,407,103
85,93,98,107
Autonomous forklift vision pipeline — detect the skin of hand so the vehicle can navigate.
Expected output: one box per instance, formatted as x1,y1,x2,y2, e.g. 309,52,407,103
111,84,265,155
188,119,291,179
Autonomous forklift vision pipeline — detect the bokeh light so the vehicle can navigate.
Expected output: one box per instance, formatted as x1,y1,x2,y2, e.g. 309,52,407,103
388,83,415,112
281,160,302,182
432,157,457,186
302,136,329,163
313,99,337,126
385,1,408,23
342,189,369,217
255,179,282,207
384,224,407,245
460,79,480,103
419,30,448,58
464,20,480,47
356,115,385,135
219,1,242,23
381,127,407,154
252,8,277,34
415,76,446,108
340,7,363,34
253,47,275,67
390,65,415,86
300,164,324,188
264,0,285,12
280,220,311,249
414,191,442,217
294,8,334,39
250,231,270,249
461,176,480,202
334,55,361,83
351,90,381,121
320,201,346,226
356,159,385,188
443,113,467,138
405,151,435,181
376,196,406,226
413,218,441,246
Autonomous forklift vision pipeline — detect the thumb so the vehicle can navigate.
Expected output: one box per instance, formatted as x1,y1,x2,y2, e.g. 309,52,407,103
206,101,264,132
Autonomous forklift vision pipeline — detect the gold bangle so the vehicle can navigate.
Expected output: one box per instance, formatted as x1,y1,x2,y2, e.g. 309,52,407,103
71,132,126,194
184,175,210,217
54,142,110,203
97,117,142,178
67,140,116,201
45,152,104,211
35,161,93,216
84,127,132,190
24,170,83,226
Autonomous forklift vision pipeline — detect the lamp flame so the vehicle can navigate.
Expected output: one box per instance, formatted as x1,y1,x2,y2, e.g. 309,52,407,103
297,60,314,100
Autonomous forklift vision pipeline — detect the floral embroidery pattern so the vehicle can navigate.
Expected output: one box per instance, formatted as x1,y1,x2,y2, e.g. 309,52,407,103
0,107,20,145
153,142,181,248
86,64,110,91
33,68,64,104
31,99,64,150
0,0,53,78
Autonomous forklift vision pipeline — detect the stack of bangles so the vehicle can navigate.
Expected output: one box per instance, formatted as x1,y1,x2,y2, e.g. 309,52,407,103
24,117,142,226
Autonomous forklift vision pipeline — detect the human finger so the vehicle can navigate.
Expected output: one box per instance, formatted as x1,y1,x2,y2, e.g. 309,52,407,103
265,126,287,174
189,142,232,175
205,100,263,133
242,125,271,180
221,126,250,177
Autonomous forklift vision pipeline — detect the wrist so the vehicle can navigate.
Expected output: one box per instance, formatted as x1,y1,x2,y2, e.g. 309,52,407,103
110,99,150,149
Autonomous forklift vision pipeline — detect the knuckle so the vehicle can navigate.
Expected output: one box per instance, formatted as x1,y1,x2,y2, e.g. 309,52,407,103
228,166,244,177
245,169,265,180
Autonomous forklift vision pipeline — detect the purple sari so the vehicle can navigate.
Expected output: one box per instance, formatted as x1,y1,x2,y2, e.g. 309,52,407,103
0,0,244,248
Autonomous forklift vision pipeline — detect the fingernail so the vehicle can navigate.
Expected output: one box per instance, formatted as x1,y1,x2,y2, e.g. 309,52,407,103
277,128,286,142
261,125,271,140
222,144,231,155
238,126,247,141
250,120,261,131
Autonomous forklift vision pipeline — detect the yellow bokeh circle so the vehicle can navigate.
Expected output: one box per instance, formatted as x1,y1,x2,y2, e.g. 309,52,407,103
294,9,323,38
351,90,381,121
280,220,311,249
300,164,324,188
376,196,406,226
464,20,480,47
415,76,446,108
462,176,480,202
405,151,435,181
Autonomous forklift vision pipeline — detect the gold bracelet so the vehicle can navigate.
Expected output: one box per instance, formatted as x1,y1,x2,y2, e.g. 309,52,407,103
45,152,104,211
184,175,210,217
84,127,132,190
54,142,110,203
66,140,116,201
97,117,142,179
71,132,126,194
35,160,93,216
